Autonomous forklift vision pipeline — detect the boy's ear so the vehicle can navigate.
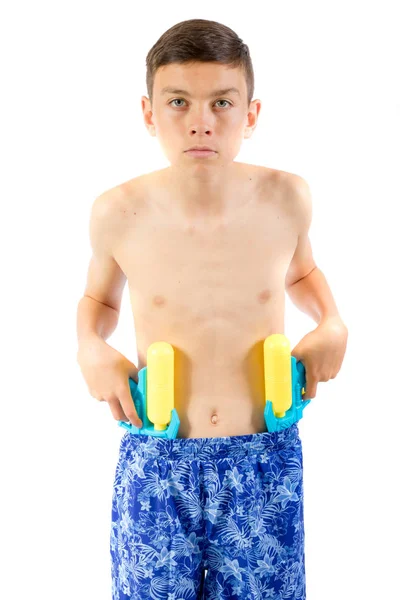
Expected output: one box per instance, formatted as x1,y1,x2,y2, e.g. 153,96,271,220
141,96,156,136
244,98,262,139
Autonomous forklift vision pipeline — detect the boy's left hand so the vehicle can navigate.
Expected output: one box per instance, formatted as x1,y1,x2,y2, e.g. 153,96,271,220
291,316,348,400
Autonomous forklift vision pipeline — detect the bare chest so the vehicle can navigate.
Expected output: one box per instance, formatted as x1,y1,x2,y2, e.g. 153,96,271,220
113,175,297,361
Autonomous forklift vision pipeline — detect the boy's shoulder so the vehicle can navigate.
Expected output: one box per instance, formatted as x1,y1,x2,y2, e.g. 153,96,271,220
99,173,146,198
248,165,310,210
240,164,308,197
264,166,308,191
95,173,151,214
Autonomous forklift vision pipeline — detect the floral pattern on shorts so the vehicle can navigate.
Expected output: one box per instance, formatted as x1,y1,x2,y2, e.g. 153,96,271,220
110,423,306,599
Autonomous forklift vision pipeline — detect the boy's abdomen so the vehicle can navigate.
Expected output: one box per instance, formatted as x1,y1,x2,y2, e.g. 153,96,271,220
132,298,286,439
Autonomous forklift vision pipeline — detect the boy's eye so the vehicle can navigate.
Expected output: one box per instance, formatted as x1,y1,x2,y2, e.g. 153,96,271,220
169,98,231,109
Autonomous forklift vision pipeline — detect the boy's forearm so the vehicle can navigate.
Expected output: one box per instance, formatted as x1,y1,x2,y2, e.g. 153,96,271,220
286,266,344,326
76,295,119,347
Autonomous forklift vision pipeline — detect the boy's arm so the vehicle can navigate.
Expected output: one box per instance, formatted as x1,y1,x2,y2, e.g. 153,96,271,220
284,175,348,398
284,175,345,326
76,192,127,349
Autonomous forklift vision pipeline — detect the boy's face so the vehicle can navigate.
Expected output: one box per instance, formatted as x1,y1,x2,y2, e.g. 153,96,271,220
141,62,261,169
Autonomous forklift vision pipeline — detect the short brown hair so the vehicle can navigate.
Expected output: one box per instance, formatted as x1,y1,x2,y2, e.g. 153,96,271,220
145,19,254,107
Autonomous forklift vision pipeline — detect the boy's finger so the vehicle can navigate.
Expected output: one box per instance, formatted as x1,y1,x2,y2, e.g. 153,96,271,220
304,381,317,400
119,388,142,428
106,398,129,422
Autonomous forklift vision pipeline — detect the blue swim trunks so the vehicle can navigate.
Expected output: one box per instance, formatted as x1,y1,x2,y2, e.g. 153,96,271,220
110,423,306,599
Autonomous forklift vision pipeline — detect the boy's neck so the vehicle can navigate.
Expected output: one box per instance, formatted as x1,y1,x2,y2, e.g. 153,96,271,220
165,162,242,215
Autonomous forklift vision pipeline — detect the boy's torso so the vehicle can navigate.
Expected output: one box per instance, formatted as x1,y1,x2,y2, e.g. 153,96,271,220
111,162,299,438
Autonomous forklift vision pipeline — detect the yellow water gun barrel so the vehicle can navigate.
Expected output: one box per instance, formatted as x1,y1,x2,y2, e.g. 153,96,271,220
147,342,174,431
264,334,292,418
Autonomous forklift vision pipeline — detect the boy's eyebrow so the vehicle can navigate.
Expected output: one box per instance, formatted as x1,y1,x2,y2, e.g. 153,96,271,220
160,86,241,97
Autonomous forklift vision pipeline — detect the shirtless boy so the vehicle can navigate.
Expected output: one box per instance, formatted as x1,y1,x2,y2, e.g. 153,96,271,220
76,18,348,600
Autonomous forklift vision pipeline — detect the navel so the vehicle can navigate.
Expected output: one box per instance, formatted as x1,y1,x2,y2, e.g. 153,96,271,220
211,413,218,425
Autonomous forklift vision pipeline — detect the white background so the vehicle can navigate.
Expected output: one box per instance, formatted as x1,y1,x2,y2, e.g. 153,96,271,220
1,1,399,598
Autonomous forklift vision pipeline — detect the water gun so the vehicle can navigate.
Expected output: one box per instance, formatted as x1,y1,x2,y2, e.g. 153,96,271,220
264,334,311,432
118,341,180,439
118,334,310,438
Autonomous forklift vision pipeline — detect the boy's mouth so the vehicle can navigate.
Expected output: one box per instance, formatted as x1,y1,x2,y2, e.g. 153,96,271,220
185,145,216,151
185,147,217,158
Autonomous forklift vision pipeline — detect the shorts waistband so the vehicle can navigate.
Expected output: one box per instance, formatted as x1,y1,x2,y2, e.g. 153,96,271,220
119,423,300,463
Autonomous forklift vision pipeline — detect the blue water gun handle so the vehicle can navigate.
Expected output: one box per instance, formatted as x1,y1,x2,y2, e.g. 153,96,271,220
264,357,311,432
117,367,180,439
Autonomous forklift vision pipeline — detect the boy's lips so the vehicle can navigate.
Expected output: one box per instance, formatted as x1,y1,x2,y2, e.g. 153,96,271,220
185,147,217,157
185,145,216,151
185,150,216,158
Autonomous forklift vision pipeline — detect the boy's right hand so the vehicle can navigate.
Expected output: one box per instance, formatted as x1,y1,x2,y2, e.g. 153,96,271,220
77,338,143,428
